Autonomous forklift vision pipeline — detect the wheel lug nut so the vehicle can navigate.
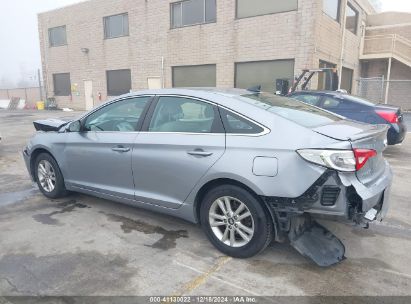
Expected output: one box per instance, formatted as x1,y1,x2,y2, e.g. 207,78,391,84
229,226,232,229
235,224,238,228
224,219,227,223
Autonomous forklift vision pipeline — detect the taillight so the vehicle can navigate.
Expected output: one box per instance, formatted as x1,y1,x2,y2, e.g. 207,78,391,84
297,149,356,172
297,148,377,172
353,148,377,171
376,110,399,123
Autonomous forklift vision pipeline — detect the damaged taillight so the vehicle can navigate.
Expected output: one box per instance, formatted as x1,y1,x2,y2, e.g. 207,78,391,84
353,148,377,171
297,148,377,172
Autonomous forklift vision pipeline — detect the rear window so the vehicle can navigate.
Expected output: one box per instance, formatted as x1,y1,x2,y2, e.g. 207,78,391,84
346,95,375,106
239,93,342,128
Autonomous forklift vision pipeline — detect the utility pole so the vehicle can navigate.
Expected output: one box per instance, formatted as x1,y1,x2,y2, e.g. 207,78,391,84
338,0,348,90
37,68,43,101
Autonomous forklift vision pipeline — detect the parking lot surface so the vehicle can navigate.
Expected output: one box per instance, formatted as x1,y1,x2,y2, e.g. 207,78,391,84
0,110,411,297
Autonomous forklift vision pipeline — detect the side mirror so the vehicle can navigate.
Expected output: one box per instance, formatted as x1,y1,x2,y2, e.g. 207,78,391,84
67,120,81,132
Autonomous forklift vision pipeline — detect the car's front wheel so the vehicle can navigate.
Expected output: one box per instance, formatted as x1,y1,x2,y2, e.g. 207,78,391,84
35,152,68,198
200,185,273,258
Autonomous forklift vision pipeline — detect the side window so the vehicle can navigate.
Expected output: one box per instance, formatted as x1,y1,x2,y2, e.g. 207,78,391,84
322,97,341,109
292,94,321,106
84,97,150,132
220,109,264,134
149,96,217,133
338,100,361,110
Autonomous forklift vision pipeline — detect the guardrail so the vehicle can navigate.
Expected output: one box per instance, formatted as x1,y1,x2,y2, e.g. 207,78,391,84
362,34,411,65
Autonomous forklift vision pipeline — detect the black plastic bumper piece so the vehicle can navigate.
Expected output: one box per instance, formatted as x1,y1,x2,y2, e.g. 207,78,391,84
288,215,345,267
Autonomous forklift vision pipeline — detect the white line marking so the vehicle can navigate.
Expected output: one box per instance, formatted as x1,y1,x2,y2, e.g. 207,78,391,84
174,260,260,296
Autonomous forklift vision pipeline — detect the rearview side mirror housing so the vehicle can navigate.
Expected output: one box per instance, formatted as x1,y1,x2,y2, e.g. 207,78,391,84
67,120,81,132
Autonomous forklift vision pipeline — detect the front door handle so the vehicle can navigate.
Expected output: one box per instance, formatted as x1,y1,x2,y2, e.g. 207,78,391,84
187,150,213,157
112,145,130,153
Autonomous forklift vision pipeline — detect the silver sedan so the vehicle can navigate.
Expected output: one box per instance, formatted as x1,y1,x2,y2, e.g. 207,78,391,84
23,88,392,266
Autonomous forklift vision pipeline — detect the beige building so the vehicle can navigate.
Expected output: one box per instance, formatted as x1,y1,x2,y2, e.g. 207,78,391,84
38,0,410,110
360,12,411,109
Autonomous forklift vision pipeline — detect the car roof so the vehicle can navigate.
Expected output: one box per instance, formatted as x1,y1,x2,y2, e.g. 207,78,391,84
291,90,343,96
124,87,251,99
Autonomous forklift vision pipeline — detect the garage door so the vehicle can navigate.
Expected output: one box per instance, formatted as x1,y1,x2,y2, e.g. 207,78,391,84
172,64,216,87
235,60,294,93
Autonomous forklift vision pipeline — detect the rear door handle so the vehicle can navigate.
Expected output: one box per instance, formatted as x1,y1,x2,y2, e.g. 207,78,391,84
187,150,213,157
112,145,130,153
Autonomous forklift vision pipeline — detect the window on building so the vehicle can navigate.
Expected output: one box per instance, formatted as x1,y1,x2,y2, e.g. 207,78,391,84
104,13,129,39
106,69,131,96
49,26,67,47
318,60,337,90
53,73,71,96
235,60,294,93
323,0,341,21
171,0,216,28
172,65,216,87
345,3,358,34
341,67,354,93
236,0,298,19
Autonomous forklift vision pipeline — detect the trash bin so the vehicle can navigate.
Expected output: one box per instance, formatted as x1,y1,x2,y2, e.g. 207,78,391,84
36,101,45,110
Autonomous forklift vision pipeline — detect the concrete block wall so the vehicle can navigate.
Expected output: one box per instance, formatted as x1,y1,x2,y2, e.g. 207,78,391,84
39,0,367,110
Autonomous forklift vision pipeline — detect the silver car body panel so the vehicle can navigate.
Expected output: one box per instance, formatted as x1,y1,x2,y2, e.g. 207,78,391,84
23,88,393,224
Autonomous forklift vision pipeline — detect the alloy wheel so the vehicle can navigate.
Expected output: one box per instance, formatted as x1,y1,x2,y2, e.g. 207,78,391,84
208,196,254,247
37,160,56,193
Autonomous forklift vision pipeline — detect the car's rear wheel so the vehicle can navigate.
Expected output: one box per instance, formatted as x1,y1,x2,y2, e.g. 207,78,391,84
35,153,68,198
200,185,273,258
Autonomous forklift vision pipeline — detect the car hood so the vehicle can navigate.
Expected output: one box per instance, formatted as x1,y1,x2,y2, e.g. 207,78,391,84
312,119,389,142
33,119,70,132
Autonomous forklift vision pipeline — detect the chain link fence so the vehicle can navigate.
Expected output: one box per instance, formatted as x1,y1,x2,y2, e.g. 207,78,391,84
356,77,411,111
0,87,45,105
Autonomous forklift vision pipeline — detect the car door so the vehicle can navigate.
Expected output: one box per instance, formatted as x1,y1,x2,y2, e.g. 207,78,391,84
132,95,226,209
63,96,152,200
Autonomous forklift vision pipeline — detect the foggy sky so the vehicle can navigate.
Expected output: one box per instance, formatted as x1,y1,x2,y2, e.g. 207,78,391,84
0,0,410,89
0,0,85,88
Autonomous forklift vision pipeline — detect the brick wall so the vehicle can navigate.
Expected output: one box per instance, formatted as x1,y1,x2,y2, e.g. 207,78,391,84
39,0,368,110
0,87,42,105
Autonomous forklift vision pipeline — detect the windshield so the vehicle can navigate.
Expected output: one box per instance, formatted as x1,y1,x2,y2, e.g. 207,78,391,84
238,93,342,128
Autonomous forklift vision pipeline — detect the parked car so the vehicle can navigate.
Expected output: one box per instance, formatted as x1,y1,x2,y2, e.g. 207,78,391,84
289,91,407,145
23,89,392,266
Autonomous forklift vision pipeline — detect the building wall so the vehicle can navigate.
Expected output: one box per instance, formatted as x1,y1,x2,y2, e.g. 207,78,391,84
314,0,369,93
39,0,369,110
360,12,411,109
0,87,42,105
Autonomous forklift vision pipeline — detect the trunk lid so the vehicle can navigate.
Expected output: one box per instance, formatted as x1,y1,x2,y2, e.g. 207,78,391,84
313,120,388,185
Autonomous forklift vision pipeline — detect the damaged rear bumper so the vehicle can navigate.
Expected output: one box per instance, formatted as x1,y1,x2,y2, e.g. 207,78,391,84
264,161,392,230
262,162,392,266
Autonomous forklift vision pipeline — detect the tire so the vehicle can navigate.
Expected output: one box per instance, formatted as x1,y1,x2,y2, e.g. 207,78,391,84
34,152,68,199
200,184,273,258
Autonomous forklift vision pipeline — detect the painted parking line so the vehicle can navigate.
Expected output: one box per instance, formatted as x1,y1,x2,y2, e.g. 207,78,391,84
171,256,232,296
173,258,260,296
